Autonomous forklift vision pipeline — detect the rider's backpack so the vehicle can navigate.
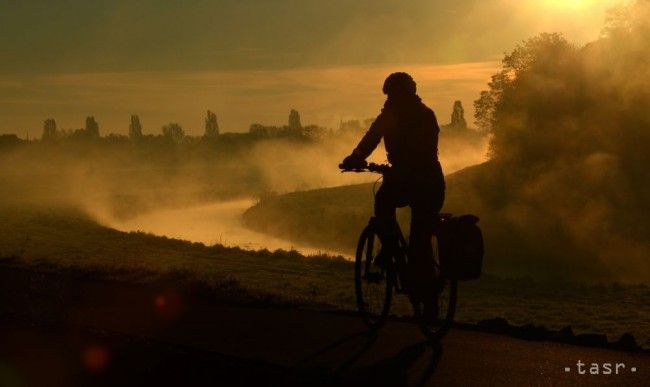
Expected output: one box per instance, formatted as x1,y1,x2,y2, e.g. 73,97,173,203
438,214,484,281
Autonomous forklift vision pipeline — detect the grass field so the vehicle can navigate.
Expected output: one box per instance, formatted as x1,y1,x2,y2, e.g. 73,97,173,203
243,161,650,283
0,206,354,309
1,204,648,347
239,163,650,346
242,163,518,275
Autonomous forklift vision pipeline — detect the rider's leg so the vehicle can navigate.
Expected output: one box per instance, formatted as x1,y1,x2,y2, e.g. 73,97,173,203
374,182,400,259
409,178,445,321
408,204,438,298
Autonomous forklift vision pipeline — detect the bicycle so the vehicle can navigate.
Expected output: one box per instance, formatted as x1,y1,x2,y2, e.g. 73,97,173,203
340,162,457,341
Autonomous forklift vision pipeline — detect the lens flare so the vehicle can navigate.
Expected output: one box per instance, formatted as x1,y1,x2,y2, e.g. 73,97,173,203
81,345,109,373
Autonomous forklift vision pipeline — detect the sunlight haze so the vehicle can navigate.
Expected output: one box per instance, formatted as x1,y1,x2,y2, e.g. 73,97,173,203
0,0,628,135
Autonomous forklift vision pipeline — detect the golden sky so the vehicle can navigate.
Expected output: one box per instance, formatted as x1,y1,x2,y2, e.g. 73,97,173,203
0,0,626,135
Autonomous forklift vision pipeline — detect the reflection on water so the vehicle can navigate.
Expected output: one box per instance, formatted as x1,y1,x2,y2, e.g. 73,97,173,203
106,200,350,258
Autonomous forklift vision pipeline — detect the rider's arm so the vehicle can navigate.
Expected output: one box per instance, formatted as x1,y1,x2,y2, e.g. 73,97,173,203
352,112,393,159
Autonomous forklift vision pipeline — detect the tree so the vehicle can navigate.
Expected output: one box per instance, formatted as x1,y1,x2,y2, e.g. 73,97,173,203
472,33,577,160
450,101,467,130
288,109,302,132
339,119,362,132
129,115,143,140
249,123,268,137
162,123,184,142
303,125,326,140
42,118,57,141
0,134,24,148
204,110,220,138
85,116,100,138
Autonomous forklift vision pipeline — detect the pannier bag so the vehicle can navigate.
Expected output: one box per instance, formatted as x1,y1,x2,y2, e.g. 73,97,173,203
438,214,484,280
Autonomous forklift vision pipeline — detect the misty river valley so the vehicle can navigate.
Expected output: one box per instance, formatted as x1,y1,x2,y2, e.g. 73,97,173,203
101,197,650,349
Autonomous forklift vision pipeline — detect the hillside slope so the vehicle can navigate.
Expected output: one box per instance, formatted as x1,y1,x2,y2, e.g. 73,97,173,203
243,161,642,283
2,205,649,345
243,163,494,266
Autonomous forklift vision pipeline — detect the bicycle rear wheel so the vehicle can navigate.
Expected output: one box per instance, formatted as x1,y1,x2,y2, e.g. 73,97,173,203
355,223,393,330
414,278,457,341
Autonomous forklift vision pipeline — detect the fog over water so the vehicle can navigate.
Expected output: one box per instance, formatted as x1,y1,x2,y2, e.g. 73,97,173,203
2,0,645,284
104,199,350,258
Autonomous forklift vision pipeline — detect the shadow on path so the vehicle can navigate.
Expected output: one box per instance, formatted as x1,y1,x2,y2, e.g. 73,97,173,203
288,328,443,386
351,339,443,386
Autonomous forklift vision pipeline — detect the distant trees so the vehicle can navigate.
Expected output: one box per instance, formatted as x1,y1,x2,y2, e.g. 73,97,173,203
339,119,362,132
0,134,24,148
249,123,275,137
39,116,100,141
42,118,57,141
162,123,185,142
337,118,374,137
31,108,333,145
249,109,312,139
288,109,302,132
204,110,220,138
449,101,467,130
129,115,143,140
302,125,327,140
85,116,99,138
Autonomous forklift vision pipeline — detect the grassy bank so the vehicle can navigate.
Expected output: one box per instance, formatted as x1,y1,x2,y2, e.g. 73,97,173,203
243,162,650,283
1,205,648,347
242,163,500,269
0,206,354,309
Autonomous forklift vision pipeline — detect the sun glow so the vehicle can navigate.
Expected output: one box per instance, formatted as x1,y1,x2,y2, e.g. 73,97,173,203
543,0,591,10
542,0,622,11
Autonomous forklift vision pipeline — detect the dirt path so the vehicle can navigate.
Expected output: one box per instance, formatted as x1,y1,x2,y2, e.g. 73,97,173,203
1,266,648,386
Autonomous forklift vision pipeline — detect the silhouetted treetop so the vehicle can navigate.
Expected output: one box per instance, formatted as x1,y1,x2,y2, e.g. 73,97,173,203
42,118,57,141
85,116,100,138
204,110,220,138
450,101,467,130
162,123,185,142
288,109,302,131
474,32,580,161
129,115,143,139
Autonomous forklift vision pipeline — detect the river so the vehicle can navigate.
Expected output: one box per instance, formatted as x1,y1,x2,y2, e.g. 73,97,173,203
105,199,350,258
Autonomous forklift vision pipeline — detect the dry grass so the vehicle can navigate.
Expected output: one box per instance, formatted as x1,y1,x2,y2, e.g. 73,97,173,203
1,204,648,347
0,205,353,309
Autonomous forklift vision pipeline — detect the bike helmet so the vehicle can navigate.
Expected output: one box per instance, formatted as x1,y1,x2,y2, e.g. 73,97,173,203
382,72,416,96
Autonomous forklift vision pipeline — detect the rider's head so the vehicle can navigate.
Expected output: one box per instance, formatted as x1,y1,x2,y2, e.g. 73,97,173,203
382,72,416,97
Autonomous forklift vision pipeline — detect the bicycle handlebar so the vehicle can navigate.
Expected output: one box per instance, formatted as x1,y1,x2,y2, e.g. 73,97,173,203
339,162,391,174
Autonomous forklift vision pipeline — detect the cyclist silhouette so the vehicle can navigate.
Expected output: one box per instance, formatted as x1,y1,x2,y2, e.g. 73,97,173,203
341,72,445,321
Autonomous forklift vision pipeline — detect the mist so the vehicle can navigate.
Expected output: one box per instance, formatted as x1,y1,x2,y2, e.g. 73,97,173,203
2,0,641,283
0,124,487,258
105,200,346,257
0,128,487,203
459,0,650,283
237,1,649,284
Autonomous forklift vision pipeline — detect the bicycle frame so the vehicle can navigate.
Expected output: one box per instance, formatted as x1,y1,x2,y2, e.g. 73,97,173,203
345,161,458,339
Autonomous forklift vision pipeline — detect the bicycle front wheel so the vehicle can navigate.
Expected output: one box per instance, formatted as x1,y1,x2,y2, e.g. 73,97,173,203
355,223,393,330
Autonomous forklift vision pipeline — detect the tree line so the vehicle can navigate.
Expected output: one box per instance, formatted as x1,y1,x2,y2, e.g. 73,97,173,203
40,110,222,143
0,98,477,150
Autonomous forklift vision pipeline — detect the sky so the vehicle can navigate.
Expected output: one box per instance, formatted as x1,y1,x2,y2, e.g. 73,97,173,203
0,0,626,135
